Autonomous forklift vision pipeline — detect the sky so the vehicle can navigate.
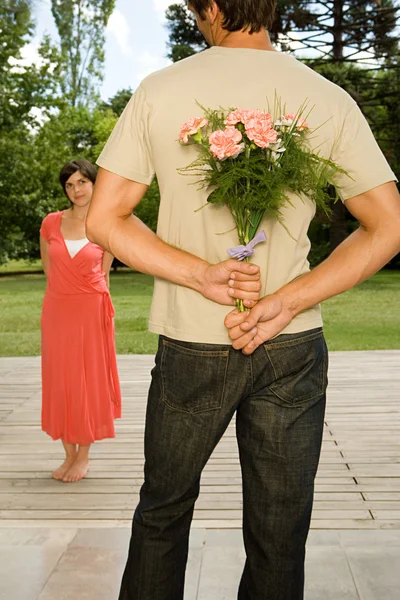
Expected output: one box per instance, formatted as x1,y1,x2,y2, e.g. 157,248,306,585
30,0,175,101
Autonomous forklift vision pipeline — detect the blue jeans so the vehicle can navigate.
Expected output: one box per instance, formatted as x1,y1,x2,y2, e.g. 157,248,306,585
119,328,328,600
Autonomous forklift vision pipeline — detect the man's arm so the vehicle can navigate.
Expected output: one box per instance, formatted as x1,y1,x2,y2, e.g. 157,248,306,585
86,168,261,307
226,181,400,353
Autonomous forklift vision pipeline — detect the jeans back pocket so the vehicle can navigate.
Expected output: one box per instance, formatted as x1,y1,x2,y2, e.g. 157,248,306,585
160,338,229,414
264,330,328,406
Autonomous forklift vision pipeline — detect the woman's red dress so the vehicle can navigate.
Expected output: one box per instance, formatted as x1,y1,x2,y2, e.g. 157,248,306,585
40,211,121,444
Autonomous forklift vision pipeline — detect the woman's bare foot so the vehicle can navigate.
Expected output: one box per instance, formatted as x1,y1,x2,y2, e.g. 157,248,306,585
52,456,76,481
62,458,89,483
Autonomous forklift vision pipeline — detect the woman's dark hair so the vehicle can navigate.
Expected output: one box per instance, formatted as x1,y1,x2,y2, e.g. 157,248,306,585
190,0,277,33
59,159,97,196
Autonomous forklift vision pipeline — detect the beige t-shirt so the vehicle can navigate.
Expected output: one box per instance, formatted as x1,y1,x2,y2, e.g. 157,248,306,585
97,47,396,344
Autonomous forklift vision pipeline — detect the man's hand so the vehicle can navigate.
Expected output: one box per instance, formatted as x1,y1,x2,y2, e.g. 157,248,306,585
198,259,261,307
225,293,294,354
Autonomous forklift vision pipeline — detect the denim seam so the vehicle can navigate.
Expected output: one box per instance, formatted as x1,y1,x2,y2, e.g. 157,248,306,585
269,387,325,404
249,354,254,395
221,351,230,407
162,339,229,358
263,346,278,381
161,398,223,415
264,329,323,350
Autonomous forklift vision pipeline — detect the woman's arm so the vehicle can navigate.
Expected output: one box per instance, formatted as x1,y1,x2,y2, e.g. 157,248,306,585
101,251,114,289
40,235,50,277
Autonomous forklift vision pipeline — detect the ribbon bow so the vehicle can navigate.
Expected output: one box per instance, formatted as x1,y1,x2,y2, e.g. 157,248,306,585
227,230,267,261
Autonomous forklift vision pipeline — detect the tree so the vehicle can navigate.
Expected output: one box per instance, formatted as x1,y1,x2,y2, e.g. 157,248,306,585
271,1,398,60
51,0,116,106
0,2,62,132
0,1,32,130
165,3,207,62
101,88,133,116
0,1,65,263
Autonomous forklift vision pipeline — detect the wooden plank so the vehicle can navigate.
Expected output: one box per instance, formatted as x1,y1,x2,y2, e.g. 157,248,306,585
0,350,399,529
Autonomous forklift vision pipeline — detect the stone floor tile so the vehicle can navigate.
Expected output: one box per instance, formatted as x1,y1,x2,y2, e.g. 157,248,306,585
346,547,400,600
340,529,400,547
197,545,245,600
189,528,207,548
305,547,360,600
204,528,243,547
185,546,203,600
69,527,130,550
37,547,125,600
0,527,77,547
0,547,66,600
307,530,342,546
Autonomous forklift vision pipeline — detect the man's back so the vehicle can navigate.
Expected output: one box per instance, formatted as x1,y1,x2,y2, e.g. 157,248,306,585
98,47,393,344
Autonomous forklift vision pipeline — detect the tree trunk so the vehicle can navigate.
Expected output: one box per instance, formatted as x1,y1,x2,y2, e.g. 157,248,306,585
332,0,344,61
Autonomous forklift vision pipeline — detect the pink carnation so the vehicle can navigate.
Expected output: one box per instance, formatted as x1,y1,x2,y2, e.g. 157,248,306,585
179,117,208,144
209,127,245,160
284,113,309,131
245,118,279,149
225,109,272,127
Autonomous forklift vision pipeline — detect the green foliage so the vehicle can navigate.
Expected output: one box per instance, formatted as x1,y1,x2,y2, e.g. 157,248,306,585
0,1,65,263
101,88,133,117
272,0,399,59
165,2,207,62
134,180,161,234
0,129,35,263
51,0,116,106
0,3,62,132
0,0,33,131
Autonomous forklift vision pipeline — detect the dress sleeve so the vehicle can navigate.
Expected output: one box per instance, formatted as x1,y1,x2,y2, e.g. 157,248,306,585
40,214,54,243
96,84,155,185
331,101,397,202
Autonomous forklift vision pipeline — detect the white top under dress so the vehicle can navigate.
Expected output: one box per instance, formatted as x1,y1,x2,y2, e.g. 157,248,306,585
64,238,89,258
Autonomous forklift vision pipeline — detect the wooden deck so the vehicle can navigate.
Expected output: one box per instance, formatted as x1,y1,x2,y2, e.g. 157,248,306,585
0,351,399,529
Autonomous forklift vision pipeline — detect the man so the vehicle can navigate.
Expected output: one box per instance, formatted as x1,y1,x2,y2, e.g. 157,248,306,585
87,1,400,598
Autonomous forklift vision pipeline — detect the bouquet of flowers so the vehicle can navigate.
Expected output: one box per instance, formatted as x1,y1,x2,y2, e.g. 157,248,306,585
178,101,346,311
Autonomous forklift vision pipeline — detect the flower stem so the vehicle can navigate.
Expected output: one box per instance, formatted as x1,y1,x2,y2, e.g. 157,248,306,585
234,205,252,313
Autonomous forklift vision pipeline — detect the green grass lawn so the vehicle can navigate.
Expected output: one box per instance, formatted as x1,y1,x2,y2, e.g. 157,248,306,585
0,259,43,274
0,270,399,356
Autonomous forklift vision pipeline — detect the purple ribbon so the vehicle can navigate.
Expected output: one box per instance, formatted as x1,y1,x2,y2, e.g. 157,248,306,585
227,230,267,261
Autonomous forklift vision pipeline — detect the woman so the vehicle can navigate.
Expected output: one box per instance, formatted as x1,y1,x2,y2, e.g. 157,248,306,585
40,159,122,483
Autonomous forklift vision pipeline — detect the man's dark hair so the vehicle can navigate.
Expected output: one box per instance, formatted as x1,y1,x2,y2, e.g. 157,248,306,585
190,0,277,33
59,159,97,196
